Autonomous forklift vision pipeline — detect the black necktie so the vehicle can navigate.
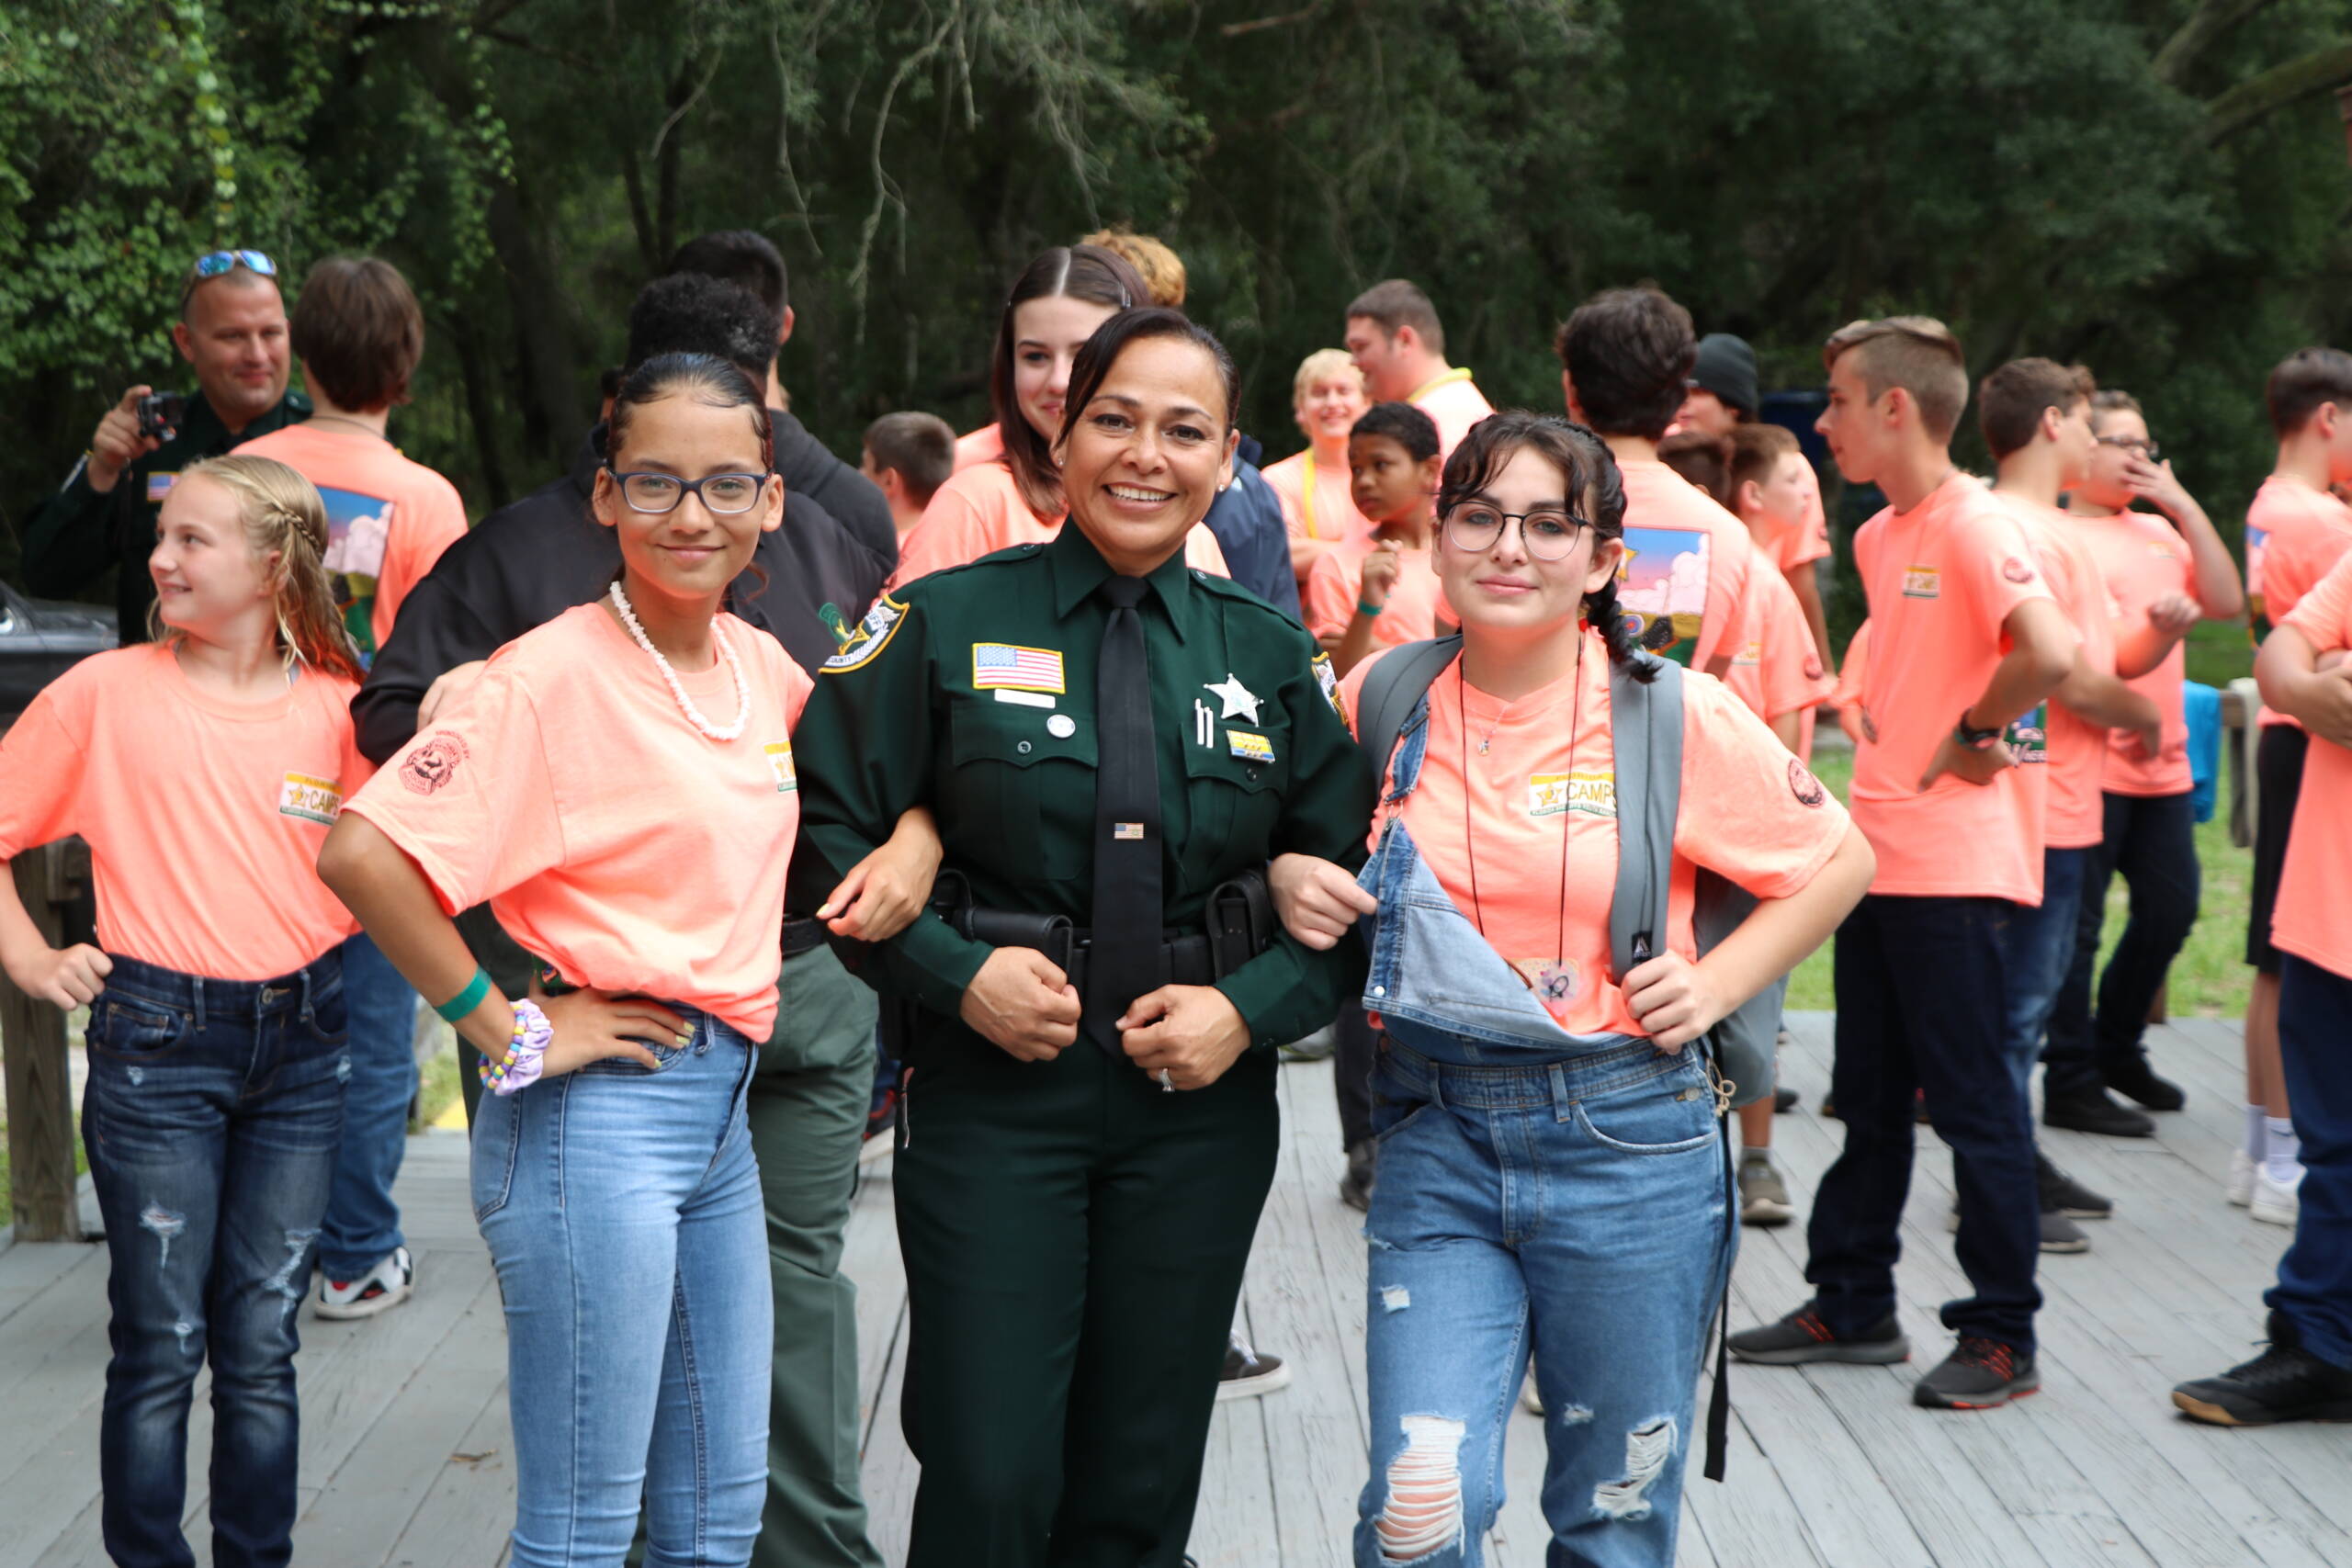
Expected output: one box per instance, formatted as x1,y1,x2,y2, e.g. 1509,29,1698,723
1087,575,1164,1054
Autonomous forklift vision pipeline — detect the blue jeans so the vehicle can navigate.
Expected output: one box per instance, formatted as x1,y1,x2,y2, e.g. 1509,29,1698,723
470,1009,769,1568
1809,895,2041,1349
2268,956,2352,1369
82,952,349,1568
317,931,418,1279
2044,790,2199,1094
1351,703,1732,1568
1359,1040,1730,1568
1999,846,2087,1097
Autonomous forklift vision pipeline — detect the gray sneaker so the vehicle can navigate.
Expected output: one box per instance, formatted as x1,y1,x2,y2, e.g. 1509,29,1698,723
1738,1152,1794,1226
1943,1202,2090,1253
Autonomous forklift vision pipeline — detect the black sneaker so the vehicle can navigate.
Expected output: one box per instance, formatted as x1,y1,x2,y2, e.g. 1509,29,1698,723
2103,1055,2186,1112
2037,1151,2112,1219
2172,1314,2352,1427
1339,1139,1375,1213
1773,1083,1800,1114
1941,1202,2089,1253
1915,1337,2039,1408
1217,1332,1291,1401
2043,1086,2155,1138
1728,1304,1909,1365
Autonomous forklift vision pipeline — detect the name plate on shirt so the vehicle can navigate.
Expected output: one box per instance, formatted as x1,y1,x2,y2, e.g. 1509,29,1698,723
765,742,798,793
995,689,1056,709
278,772,344,826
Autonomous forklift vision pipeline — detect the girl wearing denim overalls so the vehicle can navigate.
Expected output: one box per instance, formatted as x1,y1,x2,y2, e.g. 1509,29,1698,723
1273,412,1874,1567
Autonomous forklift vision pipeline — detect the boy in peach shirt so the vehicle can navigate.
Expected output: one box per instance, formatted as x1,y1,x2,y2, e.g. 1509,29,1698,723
2172,547,2352,1425
1731,317,2075,1410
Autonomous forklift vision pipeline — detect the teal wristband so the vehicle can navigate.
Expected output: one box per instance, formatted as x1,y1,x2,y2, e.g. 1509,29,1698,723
435,967,492,1024
1357,598,1385,618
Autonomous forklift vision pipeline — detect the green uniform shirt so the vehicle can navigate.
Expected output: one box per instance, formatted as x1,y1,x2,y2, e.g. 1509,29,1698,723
795,523,1374,1048
23,389,310,641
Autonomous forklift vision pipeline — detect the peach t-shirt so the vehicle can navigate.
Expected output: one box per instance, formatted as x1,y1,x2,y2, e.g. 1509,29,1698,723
1750,486,1835,574
233,423,467,661
0,645,368,979
951,423,1004,474
1615,455,1757,674
345,604,812,1039
889,459,1229,590
1409,370,1496,465
1722,564,1833,728
2247,476,2352,732
1831,620,1871,736
2001,492,2116,849
1849,473,2054,905
1304,536,1447,649
1263,446,1375,547
2070,510,2193,794
2272,550,2352,978
1341,633,1849,1039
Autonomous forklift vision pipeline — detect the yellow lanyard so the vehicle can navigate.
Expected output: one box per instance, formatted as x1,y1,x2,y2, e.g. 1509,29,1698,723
1408,367,1475,403
1303,449,1324,540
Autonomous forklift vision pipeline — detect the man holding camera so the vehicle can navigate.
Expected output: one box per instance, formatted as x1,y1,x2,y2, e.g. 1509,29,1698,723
24,250,307,642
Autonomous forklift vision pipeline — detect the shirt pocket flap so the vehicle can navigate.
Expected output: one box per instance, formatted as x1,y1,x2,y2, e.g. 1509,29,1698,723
950,702,1099,771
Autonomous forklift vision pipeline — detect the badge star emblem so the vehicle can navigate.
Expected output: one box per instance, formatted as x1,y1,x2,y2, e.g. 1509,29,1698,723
1204,673,1261,724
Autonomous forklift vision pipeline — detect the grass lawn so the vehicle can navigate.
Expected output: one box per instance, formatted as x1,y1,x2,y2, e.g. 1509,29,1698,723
1786,737,2254,1021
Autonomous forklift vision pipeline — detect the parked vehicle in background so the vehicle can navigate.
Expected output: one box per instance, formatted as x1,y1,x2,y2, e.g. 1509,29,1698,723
0,581,116,720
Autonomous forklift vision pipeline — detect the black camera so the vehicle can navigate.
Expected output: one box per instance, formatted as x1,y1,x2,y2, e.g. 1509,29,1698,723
136,391,187,441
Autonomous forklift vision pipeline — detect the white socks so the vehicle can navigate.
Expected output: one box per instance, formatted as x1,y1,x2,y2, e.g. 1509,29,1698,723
2245,1104,2267,1160
2265,1117,2302,1186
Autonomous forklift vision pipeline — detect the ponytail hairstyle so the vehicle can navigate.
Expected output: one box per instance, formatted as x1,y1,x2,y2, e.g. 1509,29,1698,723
990,244,1148,518
1435,410,1653,682
151,455,366,682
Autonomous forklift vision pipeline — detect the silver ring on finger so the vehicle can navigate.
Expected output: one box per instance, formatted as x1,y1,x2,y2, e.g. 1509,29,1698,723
1157,1067,1175,1093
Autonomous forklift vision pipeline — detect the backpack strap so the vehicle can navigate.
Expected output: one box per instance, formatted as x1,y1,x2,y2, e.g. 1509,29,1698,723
1353,636,1463,786
1606,652,1680,975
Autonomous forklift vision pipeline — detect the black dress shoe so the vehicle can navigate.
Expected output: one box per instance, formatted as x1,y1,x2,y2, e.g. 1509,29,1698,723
2104,1055,2186,1111
2043,1086,2155,1138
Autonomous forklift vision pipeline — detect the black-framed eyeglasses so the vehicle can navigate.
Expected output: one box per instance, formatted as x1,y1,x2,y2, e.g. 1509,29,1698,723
2096,434,2160,460
1442,503,1592,561
181,250,277,302
605,468,771,514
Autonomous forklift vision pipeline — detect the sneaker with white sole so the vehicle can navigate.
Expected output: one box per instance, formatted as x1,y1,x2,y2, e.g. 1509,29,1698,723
2226,1148,2256,1208
1738,1153,1794,1226
315,1247,413,1321
1217,1332,1291,1401
2251,1166,2303,1228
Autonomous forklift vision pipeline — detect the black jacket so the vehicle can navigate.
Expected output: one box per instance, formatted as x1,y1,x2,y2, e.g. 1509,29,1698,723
1200,434,1302,623
773,407,897,566
354,429,892,763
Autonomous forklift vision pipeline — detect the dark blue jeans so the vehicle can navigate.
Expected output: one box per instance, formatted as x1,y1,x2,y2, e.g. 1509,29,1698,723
1809,895,2042,1350
2268,956,2352,1370
317,931,417,1279
1999,846,2088,1097
82,953,349,1568
2043,790,2199,1096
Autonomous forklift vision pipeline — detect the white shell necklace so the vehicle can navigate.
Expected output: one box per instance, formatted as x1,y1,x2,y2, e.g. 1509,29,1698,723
607,581,749,741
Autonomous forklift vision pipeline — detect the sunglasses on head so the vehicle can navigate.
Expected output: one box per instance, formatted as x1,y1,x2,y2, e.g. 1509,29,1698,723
181,250,277,302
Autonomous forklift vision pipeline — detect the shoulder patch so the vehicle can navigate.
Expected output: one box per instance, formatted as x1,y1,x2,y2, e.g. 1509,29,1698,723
1310,651,1347,726
821,593,910,673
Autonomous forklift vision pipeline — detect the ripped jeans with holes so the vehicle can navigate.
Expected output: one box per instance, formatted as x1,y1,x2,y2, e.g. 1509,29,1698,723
80,950,348,1568
1352,782,1731,1568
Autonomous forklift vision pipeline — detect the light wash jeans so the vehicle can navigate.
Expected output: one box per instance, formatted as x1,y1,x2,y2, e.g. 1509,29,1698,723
470,1007,769,1568
1352,705,1732,1568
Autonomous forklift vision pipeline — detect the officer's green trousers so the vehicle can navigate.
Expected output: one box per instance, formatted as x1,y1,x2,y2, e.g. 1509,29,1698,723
455,910,883,1568
893,1030,1278,1568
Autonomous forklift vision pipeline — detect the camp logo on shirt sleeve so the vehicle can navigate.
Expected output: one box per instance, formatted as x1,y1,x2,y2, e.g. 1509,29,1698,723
764,741,797,793
1902,566,1940,599
1310,651,1347,725
1788,759,1826,808
1528,772,1616,819
401,732,469,795
278,772,345,826
972,643,1066,694
820,594,909,673
2001,557,2038,585
1227,729,1275,763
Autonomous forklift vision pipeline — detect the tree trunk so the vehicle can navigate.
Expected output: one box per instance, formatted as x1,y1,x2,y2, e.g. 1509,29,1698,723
2205,42,2352,144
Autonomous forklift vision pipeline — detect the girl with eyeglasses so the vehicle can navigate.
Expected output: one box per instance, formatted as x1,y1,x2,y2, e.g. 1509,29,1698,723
1271,412,1873,1567
320,354,809,1568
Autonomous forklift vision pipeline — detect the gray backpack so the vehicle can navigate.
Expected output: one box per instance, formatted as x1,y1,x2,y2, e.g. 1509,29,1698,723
1354,636,1781,1109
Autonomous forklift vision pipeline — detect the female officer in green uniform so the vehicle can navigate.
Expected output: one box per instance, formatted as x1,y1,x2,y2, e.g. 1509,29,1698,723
795,307,1373,1567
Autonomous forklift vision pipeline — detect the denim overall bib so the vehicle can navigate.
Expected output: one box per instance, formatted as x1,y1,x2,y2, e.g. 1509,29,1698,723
1350,695,1733,1568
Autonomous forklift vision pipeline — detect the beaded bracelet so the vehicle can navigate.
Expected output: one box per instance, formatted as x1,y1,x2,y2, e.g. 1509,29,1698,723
478,998,553,1097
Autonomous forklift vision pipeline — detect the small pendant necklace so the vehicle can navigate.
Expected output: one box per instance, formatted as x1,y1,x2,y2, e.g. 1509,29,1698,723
608,581,748,741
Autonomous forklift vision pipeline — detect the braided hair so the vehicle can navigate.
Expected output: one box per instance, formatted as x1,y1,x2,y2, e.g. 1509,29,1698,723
1435,410,1653,682
154,455,367,682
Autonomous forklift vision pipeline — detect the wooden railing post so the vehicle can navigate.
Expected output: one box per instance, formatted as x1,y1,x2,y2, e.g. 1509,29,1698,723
3,841,84,1242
